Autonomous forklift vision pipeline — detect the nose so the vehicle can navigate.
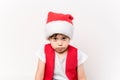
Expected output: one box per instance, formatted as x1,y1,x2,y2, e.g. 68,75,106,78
57,40,63,46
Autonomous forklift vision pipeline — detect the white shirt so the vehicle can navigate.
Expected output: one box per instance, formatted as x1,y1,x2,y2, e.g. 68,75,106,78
35,44,88,80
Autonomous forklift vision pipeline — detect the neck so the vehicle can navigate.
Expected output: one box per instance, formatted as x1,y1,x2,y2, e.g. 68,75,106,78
56,49,68,59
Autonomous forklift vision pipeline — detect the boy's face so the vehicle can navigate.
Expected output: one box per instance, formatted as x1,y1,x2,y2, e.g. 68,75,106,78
48,34,70,54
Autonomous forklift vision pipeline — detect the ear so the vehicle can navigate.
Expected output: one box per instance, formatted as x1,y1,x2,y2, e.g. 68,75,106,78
48,37,51,41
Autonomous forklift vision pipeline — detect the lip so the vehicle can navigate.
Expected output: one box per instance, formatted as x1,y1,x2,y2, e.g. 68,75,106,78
55,48,64,51
56,48,63,51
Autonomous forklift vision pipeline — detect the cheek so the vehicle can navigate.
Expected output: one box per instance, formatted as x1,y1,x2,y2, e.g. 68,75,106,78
63,42,69,46
50,42,57,48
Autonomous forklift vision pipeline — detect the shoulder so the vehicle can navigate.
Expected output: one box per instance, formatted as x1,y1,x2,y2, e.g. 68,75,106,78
77,49,88,65
35,43,47,63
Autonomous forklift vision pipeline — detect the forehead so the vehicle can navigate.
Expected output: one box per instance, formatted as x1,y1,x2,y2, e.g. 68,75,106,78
56,34,66,37
51,34,68,38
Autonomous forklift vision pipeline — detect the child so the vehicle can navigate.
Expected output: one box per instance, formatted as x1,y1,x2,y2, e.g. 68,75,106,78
35,11,88,80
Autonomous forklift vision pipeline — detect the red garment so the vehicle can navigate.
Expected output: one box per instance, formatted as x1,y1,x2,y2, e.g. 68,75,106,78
44,44,78,80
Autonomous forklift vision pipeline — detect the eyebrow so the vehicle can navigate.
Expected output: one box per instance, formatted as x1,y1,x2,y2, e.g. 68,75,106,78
49,33,69,39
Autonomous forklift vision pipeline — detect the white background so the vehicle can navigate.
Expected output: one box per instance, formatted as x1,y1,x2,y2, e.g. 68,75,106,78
0,0,120,80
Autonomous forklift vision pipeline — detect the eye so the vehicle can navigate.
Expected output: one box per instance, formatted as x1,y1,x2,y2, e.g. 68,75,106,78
53,37,57,40
62,37,67,40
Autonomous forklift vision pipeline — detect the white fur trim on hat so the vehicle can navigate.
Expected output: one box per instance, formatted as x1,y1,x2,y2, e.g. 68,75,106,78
45,21,73,39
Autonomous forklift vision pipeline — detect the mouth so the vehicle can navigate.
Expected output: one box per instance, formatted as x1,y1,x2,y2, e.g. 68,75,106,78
56,48,63,51
55,47,67,53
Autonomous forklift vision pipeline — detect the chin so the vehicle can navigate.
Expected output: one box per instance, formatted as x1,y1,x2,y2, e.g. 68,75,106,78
56,49,67,53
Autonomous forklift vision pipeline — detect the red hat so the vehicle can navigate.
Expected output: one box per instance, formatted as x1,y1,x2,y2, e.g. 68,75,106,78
45,11,74,39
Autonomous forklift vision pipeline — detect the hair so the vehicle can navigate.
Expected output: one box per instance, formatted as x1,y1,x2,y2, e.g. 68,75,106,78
48,33,70,40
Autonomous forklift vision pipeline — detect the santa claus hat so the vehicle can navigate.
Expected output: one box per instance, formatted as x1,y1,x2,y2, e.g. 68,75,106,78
45,11,74,39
